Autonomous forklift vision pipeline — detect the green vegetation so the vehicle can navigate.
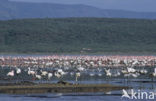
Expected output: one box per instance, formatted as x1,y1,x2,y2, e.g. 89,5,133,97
0,18,156,54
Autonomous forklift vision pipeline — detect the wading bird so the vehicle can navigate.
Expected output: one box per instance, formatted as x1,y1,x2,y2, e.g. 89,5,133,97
48,73,53,80
75,72,81,83
7,70,14,77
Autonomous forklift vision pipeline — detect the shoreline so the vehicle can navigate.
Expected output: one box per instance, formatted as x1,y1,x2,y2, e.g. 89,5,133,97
0,83,130,94
0,52,156,56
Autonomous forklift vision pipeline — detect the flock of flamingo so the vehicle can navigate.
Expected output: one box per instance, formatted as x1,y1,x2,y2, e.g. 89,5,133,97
1,55,156,83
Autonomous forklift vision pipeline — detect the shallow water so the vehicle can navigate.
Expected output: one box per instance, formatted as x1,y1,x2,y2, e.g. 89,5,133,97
0,55,156,101
0,78,156,101
1,69,156,101
0,90,155,101
0,90,149,101
0,93,121,101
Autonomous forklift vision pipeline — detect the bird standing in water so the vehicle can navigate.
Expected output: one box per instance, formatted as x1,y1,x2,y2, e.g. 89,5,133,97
75,72,81,83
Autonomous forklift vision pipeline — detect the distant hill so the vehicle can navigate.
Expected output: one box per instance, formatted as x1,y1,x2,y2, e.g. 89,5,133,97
0,18,156,53
1,0,156,20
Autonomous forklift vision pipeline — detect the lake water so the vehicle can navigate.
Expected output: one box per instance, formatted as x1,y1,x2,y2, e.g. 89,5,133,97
0,55,156,101
0,78,156,101
0,68,156,101
0,93,122,101
0,92,154,101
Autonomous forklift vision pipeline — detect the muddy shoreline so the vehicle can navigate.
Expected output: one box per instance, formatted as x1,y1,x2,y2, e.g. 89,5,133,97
0,82,130,94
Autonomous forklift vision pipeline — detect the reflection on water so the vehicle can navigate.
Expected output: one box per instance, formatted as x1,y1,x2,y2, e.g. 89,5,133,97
0,93,121,101
0,56,156,101
0,73,156,101
0,85,155,101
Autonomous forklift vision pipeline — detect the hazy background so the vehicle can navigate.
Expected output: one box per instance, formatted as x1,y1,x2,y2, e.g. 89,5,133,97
0,0,156,54
10,0,156,12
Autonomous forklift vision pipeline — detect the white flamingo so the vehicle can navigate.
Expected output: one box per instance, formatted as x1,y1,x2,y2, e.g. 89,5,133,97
152,68,156,77
127,67,136,73
131,73,140,78
41,70,48,76
77,67,85,72
75,72,81,82
140,69,148,74
28,67,36,76
55,72,62,79
35,74,42,80
7,70,14,77
16,68,21,74
104,68,112,77
48,73,53,80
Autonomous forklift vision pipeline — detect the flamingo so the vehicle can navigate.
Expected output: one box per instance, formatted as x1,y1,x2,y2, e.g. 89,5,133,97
152,72,156,77
131,73,140,78
7,70,14,77
140,69,148,74
57,69,66,76
16,68,21,74
55,72,62,79
149,68,156,82
127,67,136,73
48,73,53,80
151,68,156,78
104,68,112,77
75,72,81,82
28,67,36,76
40,70,48,76
77,66,85,72
104,68,112,83
35,74,42,80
